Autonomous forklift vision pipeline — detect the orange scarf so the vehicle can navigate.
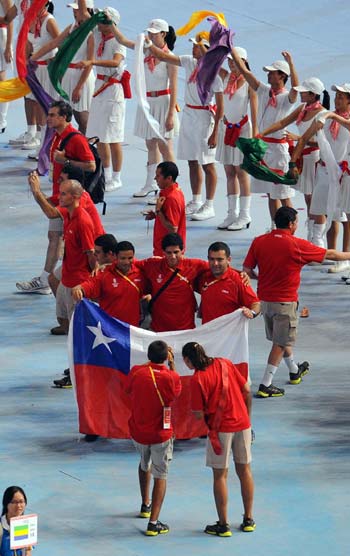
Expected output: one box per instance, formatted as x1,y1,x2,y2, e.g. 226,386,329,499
267,87,286,108
223,73,244,99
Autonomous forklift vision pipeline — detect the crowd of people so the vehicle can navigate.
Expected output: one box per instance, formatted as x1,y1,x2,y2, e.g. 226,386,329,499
1,0,350,545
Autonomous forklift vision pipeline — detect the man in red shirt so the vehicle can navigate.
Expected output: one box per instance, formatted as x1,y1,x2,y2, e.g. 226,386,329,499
126,340,182,536
72,241,145,326
198,241,260,324
243,206,350,397
145,162,186,256
182,342,254,537
16,101,96,295
137,233,208,332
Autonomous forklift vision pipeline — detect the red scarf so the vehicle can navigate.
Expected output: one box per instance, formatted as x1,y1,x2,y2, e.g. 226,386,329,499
223,73,244,99
144,43,168,72
329,110,350,140
32,8,49,38
97,33,114,57
267,87,287,108
295,101,322,125
20,0,29,13
188,64,199,84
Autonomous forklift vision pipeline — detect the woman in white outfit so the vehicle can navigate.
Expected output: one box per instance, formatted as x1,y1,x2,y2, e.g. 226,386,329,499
112,18,179,201
216,47,257,230
0,0,13,133
260,77,329,241
31,1,95,135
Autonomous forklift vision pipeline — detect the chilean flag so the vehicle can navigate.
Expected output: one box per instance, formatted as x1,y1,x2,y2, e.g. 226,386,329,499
69,299,249,439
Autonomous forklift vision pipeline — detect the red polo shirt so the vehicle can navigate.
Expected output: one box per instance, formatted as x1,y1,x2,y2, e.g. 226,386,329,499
59,192,105,237
126,363,182,444
137,257,208,331
153,183,186,256
191,358,250,432
80,263,145,326
61,206,96,288
49,124,95,206
198,267,260,324
243,229,327,301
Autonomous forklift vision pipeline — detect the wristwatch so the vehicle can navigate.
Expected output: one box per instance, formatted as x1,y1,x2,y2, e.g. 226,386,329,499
251,310,259,318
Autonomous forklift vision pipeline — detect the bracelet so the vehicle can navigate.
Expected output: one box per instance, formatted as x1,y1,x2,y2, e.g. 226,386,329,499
251,310,259,318
288,161,297,168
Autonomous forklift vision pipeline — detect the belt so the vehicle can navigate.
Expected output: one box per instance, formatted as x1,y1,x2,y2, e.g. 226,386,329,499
302,146,319,155
0,23,7,28
261,136,288,144
96,73,121,84
147,88,171,97
225,113,249,129
36,60,48,66
186,103,217,116
68,63,81,69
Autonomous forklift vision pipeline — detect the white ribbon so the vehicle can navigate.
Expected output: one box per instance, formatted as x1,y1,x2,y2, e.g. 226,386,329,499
316,128,341,230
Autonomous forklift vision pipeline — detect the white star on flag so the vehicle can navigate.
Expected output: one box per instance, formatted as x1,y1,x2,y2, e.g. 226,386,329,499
87,321,116,353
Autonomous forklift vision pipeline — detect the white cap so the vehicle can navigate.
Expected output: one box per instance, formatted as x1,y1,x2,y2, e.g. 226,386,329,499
146,19,169,34
104,7,120,26
228,46,248,61
189,37,210,48
263,60,290,76
294,77,325,95
67,0,94,8
331,83,350,94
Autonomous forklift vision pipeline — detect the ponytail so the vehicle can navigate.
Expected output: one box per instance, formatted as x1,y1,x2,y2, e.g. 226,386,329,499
322,89,330,110
182,342,213,370
165,25,176,51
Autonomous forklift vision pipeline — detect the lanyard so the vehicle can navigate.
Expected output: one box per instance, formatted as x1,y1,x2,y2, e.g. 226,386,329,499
202,278,220,291
149,366,165,407
115,269,140,294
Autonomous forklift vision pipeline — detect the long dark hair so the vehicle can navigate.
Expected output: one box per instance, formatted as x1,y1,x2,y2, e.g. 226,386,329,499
316,90,330,110
2,486,27,516
182,342,213,370
165,26,176,51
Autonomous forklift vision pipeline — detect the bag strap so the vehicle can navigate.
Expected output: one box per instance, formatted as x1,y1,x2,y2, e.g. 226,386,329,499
59,131,81,151
148,268,179,312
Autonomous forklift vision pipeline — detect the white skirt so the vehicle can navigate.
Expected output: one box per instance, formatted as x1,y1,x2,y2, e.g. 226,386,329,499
134,95,179,140
61,68,95,112
216,119,252,166
177,106,216,165
340,173,350,214
310,165,329,215
295,150,319,195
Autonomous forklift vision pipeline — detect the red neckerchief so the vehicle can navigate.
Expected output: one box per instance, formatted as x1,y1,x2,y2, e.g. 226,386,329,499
224,73,244,99
296,101,322,125
144,43,169,72
97,33,114,57
329,110,350,140
20,0,29,14
267,87,287,108
188,64,199,84
33,9,49,38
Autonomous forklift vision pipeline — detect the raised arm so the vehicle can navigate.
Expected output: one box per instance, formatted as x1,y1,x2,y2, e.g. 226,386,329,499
282,51,298,103
230,47,260,91
28,172,62,220
146,41,181,67
109,24,135,50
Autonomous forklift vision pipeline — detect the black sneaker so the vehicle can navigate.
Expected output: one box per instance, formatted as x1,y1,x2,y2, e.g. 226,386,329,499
63,368,70,376
84,434,99,442
145,520,169,536
204,521,232,537
256,384,285,398
240,517,256,532
139,503,152,518
289,361,310,384
53,375,72,388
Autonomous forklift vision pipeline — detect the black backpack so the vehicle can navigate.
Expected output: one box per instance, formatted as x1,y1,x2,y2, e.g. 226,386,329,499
59,132,106,214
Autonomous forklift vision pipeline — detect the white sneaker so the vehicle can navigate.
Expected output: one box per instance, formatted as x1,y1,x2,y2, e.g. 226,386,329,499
16,276,51,295
185,200,202,216
328,260,350,273
346,277,350,285
133,184,158,198
191,202,215,221
9,132,31,145
227,217,251,231
105,178,122,192
21,137,41,150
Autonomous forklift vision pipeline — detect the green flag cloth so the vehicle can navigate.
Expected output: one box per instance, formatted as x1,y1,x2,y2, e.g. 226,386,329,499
236,137,298,186
48,12,107,100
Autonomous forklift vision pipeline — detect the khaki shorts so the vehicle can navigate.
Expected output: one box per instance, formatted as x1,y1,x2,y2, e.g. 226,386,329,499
261,301,298,347
56,282,75,320
133,438,173,479
206,429,252,468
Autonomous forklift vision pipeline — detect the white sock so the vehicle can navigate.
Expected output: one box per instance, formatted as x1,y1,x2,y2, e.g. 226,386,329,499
39,270,49,285
193,195,202,203
228,194,239,217
27,125,36,138
261,363,278,387
239,196,251,218
104,166,112,181
205,199,214,207
112,171,121,180
284,355,298,374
